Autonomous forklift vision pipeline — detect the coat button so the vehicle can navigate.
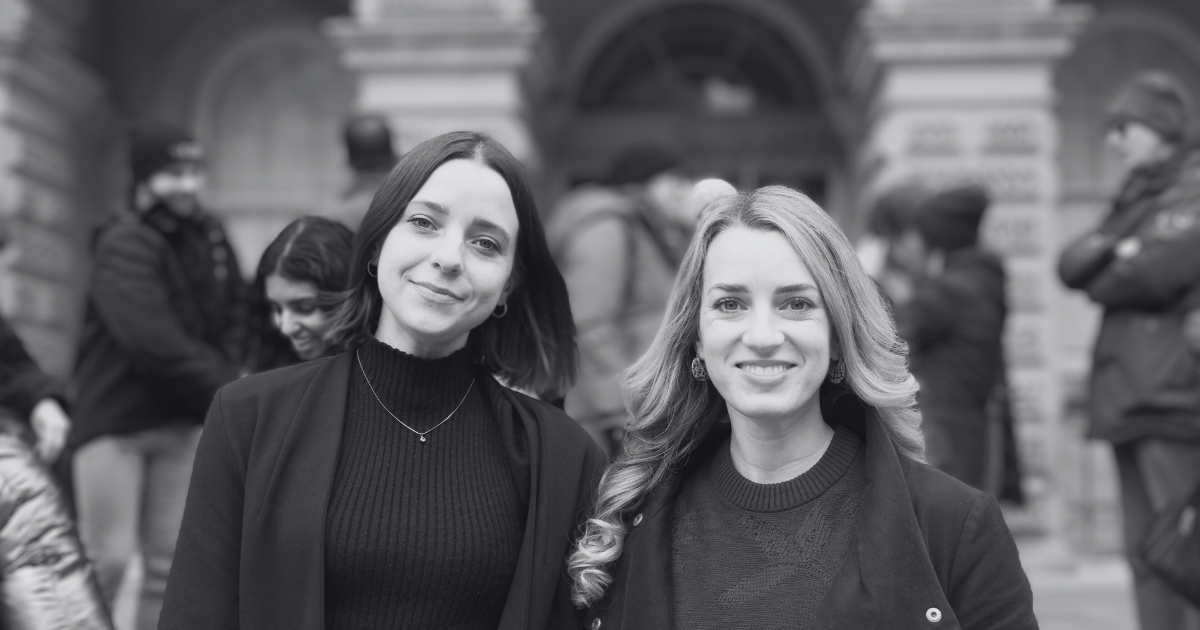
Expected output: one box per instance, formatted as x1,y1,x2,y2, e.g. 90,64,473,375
591,618,602,629
926,607,942,622
632,513,643,527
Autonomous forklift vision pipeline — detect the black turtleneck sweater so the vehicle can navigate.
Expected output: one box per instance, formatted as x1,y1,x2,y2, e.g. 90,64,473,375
324,337,529,629
671,424,865,630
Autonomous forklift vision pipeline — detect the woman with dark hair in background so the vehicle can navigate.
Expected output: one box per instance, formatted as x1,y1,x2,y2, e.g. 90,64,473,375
245,216,354,372
570,187,1035,630
160,131,606,630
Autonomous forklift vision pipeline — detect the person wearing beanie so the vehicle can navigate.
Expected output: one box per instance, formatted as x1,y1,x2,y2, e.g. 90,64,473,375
1059,69,1200,630
71,120,248,630
544,146,701,454
326,113,400,229
891,185,1007,491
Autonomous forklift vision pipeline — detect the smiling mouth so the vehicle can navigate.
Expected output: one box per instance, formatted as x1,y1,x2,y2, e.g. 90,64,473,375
412,280,463,301
737,362,794,377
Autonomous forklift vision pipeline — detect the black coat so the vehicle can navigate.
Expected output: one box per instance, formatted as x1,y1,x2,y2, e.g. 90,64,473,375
896,247,1006,419
71,206,247,449
584,395,1037,630
1058,146,1200,443
159,352,607,630
0,314,61,420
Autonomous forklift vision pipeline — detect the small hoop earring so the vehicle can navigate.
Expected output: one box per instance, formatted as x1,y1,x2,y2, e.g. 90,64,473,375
367,262,378,278
690,356,708,381
492,302,508,319
828,359,846,384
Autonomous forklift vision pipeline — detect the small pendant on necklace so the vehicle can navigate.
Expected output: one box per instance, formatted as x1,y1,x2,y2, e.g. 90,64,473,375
419,436,427,443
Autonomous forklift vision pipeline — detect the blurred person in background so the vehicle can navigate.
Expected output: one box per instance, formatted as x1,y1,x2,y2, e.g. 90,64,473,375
245,216,355,373
1058,69,1200,630
891,186,1007,492
857,183,928,307
327,113,399,230
70,121,248,630
0,222,115,629
546,147,709,454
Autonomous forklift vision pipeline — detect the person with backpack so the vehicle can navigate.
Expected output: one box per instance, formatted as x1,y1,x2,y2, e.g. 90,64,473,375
547,148,706,454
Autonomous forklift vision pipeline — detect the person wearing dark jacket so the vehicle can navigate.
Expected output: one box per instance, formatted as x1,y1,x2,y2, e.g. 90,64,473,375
892,186,1006,490
569,187,1034,630
160,131,606,630
1058,70,1200,630
70,122,247,630
0,317,71,463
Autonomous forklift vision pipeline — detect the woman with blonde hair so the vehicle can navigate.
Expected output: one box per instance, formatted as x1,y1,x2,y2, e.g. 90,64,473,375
569,186,1035,630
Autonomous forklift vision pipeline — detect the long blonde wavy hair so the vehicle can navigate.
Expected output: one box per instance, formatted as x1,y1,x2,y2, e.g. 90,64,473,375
567,186,924,608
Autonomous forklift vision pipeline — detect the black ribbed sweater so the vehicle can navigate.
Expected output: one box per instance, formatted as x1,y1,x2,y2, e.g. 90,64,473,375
671,424,865,630
324,337,528,629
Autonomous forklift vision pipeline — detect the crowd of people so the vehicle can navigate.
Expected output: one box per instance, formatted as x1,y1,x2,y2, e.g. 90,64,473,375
0,68,1195,630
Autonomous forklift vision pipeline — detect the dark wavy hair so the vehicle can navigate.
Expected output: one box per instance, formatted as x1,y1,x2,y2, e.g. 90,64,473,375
247,216,355,372
325,131,578,399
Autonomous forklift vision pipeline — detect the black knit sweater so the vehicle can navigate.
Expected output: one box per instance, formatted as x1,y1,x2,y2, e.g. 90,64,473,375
324,337,529,629
671,424,865,630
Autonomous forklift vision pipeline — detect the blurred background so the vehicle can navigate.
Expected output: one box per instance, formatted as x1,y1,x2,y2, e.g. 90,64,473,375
1,0,1198,627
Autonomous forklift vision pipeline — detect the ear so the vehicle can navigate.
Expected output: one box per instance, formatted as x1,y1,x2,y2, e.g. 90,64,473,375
693,338,704,361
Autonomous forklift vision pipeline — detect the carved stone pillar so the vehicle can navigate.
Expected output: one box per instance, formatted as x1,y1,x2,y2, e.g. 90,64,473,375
847,0,1091,540
324,0,541,166
0,0,106,375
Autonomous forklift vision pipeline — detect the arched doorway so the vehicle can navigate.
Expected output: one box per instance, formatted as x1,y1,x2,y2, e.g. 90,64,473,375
194,25,356,275
547,2,843,209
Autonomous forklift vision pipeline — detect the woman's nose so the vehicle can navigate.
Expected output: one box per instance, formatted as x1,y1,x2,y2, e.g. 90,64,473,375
429,233,464,273
742,309,784,350
278,310,301,336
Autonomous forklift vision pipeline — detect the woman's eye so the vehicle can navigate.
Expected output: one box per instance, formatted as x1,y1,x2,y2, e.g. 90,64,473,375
785,298,814,311
714,298,740,312
409,216,435,229
474,238,499,252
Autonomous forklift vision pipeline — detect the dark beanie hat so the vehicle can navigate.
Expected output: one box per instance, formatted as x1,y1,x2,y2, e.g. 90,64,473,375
1108,70,1194,143
605,146,680,186
130,121,201,186
915,185,989,252
344,113,398,173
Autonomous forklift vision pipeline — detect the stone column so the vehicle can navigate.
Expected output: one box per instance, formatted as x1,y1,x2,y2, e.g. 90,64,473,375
324,0,541,166
847,0,1091,541
0,0,106,375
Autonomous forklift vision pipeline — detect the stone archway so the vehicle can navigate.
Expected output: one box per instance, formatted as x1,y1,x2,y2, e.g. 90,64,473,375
545,0,845,213
193,24,356,276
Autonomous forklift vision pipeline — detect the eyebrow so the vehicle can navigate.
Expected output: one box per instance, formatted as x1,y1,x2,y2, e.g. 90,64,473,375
706,282,818,295
409,200,449,215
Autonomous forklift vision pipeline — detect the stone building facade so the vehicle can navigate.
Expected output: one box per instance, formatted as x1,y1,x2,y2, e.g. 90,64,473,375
2,0,1199,549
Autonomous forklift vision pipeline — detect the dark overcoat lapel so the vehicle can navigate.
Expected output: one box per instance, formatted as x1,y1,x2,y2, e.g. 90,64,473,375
240,352,350,630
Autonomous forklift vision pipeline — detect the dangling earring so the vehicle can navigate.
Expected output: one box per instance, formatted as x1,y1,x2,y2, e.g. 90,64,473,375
492,302,508,319
690,356,708,381
828,359,846,384
367,262,378,278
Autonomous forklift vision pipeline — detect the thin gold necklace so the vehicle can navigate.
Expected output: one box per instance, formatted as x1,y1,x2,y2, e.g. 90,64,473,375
356,350,475,444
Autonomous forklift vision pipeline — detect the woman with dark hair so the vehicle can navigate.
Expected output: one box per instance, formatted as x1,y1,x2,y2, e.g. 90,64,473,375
570,187,1035,629
246,216,354,371
160,131,605,630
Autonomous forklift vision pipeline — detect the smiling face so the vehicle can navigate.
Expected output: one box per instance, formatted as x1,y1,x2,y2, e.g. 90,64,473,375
373,158,519,358
695,226,837,427
266,274,331,360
